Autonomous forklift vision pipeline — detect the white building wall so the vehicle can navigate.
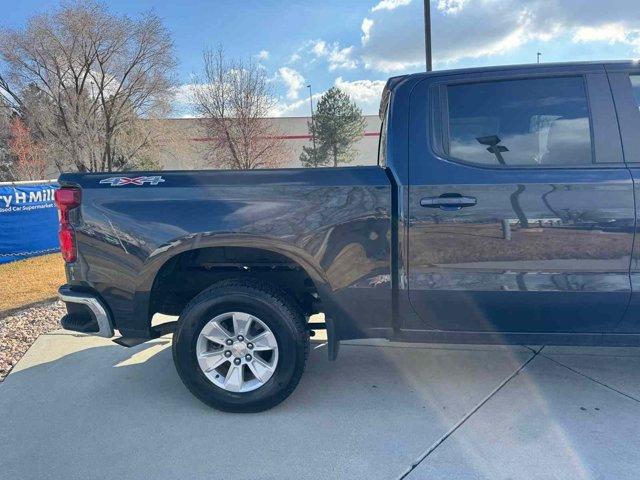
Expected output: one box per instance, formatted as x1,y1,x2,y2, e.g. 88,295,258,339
158,115,382,170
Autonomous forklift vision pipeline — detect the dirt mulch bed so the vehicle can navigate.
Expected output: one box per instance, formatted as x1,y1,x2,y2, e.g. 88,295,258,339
0,301,66,382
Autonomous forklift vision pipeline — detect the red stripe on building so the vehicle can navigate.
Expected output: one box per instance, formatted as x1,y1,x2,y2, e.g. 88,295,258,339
189,132,380,142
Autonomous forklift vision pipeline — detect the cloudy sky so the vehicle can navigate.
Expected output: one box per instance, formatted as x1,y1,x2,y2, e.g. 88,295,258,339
6,0,640,117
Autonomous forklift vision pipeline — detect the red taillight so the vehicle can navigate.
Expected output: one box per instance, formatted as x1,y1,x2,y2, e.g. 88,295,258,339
54,188,81,209
58,228,76,262
54,187,81,263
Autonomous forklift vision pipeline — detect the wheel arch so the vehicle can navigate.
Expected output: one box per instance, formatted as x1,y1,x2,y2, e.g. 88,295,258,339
139,234,332,322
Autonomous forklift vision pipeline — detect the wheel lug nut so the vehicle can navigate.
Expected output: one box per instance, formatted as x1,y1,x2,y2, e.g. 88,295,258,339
247,343,253,350
233,358,241,365
224,350,232,358
225,339,233,346
245,354,252,361
237,335,244,342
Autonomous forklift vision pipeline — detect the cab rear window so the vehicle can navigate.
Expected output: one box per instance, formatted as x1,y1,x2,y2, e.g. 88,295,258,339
444,76,594,167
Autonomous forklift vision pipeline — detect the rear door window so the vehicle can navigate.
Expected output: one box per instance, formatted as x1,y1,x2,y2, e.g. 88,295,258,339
444,76,594,167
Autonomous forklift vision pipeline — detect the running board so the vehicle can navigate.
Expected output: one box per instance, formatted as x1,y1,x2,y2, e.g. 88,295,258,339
113,321,177,348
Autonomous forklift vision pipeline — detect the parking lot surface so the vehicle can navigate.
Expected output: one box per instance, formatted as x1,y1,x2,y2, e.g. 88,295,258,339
1,330,639,479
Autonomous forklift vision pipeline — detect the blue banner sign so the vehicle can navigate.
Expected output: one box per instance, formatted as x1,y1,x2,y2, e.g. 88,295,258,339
0,182,59,264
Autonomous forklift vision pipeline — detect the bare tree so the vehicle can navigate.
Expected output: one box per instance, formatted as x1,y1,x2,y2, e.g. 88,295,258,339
0,1,176,173
0,97,13,180
191,47,288,170
7,117,46,180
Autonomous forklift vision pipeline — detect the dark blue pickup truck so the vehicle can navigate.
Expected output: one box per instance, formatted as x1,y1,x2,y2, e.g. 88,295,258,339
57,61,640,411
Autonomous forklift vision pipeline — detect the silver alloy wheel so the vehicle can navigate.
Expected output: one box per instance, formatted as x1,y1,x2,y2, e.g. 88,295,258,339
196,312,279,393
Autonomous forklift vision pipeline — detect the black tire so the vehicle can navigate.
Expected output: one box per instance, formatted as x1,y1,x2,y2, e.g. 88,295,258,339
172,279,309,412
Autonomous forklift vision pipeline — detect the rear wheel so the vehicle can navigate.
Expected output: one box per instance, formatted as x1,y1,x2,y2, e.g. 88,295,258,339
172,279,309,412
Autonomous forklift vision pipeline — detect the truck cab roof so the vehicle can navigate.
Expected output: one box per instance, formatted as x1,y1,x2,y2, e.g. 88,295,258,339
379,59,640,118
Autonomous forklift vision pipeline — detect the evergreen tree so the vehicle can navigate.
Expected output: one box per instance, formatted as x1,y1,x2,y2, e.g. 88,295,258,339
299,142,326,167
300,87,366,167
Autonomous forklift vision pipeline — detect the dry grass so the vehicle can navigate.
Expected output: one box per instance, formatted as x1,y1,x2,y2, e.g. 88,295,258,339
0,254,66,314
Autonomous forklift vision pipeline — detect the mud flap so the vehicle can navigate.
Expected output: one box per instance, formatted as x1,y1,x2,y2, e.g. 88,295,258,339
326,316,340,361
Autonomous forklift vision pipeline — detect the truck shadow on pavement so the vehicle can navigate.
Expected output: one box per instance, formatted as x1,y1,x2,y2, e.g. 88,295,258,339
1,335,639,480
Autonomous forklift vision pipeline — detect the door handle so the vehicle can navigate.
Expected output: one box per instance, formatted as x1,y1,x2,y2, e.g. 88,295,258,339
420,194,477,209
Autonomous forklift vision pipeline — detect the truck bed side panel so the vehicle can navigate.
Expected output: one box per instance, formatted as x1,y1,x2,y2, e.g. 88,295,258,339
59,167,392,338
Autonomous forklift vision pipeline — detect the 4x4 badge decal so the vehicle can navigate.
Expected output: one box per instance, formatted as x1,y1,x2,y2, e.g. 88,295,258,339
99,176,165,187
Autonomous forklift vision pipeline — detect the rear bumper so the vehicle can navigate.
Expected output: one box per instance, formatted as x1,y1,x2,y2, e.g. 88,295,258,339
58,286,114,338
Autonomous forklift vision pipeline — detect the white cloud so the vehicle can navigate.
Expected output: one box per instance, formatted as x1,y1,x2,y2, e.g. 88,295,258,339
334,77,386,111
573,23,640,52
270,93,321,117
311,40,358,71
289,52,301,63
573,23,630,44
432,9,563,64
172,83,200,107
328,45,357,71
364,58,423,72
256,50,270,60
360,0,640,73
436,0,468,15
312,40,327,57
271,77,386,117
371,0,412,12
361,18,374,44
278,67,305,100
171,83,209,117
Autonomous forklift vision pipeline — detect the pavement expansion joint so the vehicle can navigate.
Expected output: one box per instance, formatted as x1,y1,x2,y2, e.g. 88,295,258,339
542,354,640,404
396,346,545,480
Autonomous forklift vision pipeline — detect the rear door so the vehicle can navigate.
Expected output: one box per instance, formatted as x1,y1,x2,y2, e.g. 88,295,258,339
406,65,635,334
607,63,640,333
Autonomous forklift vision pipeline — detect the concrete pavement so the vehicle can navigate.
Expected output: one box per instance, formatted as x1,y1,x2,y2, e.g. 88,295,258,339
1,331,639,479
